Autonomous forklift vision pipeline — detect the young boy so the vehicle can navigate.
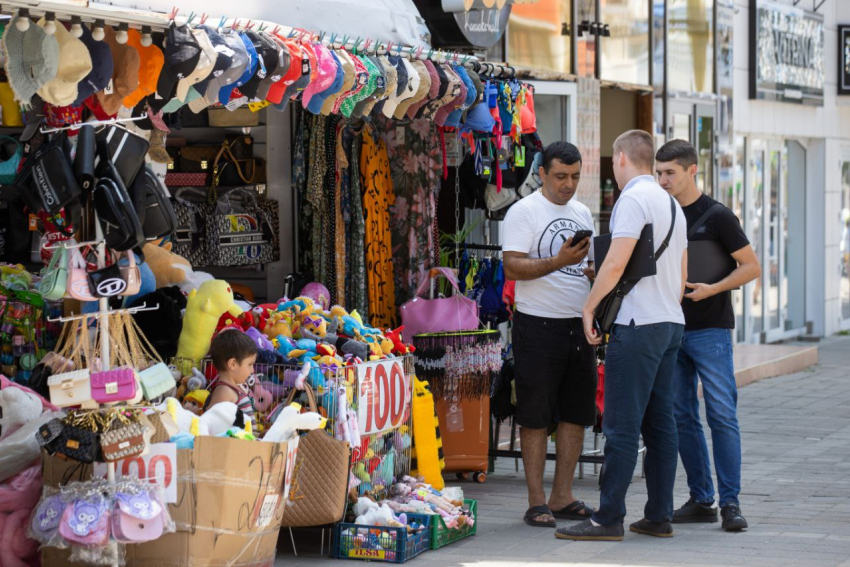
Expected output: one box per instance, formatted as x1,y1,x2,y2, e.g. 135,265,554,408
204,329,258,419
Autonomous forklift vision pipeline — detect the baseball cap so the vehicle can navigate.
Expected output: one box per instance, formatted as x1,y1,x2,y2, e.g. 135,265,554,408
339,54,374,117
321,49,354,115
307,50,343,115
3,17,59,105
382,57,416,118
395,61,430,119
445,66,477,128
372,55,399,117
266,37,299,105
96,26,140,116
209,28,249,105
462,69,484,122
356,55,393,118
173,27,216,102
218,32,258,104
154,22,201,109
124,29,164,109
435,66,466,126
72,24,113,106
421,64,454,121
407,60,439,119
240,31,277,100
188,26,232,103
255,33,289,102
20,95,46,141
274,41,312,112
36,19,91,107
302,43,337,109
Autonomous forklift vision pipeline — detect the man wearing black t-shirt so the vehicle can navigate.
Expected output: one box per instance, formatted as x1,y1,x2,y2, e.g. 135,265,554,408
656,140,761,532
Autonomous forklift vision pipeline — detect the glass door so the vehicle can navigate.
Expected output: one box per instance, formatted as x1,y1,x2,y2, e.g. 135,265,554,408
841,161,850,326
748,139,766,339
667,101,717,197
755,139,807,342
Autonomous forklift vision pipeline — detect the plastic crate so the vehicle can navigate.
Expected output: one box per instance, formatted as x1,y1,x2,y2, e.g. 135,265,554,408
430,499,478,549
333,514,431,563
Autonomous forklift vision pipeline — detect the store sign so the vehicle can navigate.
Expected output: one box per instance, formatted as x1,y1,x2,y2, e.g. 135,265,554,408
95,443,178,503
839,25,850,96
749,0,824,105
357,359,409,436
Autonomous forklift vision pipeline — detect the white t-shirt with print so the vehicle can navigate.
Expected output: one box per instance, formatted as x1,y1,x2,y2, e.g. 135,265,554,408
610,175,687,326
501,190,595,319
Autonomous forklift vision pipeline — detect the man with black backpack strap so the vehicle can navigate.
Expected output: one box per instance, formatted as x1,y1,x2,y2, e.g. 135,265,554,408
559,130,688,542
655,140,761,532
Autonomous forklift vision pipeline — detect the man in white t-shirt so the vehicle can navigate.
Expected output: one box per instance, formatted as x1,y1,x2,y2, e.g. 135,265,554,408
502,141,598,529
557,130,688,542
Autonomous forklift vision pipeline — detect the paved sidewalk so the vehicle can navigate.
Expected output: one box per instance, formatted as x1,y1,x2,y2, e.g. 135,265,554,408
276,337,850,566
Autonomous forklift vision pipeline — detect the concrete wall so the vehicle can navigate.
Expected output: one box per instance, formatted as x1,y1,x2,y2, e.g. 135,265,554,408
734,0,850,338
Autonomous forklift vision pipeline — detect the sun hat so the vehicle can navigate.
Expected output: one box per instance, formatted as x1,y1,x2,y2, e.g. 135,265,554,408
3,17,59,104
36,19,91,106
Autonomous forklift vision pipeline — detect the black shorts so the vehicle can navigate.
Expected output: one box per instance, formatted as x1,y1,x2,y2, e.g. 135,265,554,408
513,311,598,429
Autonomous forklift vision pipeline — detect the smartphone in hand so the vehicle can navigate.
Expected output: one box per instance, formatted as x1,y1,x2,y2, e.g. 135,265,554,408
569,230,593,247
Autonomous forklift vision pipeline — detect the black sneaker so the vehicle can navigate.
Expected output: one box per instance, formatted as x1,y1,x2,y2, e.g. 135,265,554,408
629,518,674,538
721,504,748,531
555,518,624,541
672,498,718,524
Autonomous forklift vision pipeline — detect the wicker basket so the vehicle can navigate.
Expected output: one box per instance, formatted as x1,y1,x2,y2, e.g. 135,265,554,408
208,107,260,128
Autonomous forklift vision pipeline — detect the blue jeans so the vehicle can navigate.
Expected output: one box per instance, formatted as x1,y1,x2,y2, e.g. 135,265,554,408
674,328,741,507
593,321,684,526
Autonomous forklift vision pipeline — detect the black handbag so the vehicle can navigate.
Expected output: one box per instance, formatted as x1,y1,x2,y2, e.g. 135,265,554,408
75,124,96,192
29,363,53,400
17,134,81,216
130,165,178,239
36,418,65,454
0,186,32,263
85,248,127,298
93,163,145,252
594,195,677,336
95,125,150,188
54,424,101,463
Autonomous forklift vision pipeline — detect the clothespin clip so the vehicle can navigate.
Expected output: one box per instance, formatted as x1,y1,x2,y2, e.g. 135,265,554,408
257,23,266,32
271,25,281,36
416,46,425,59
168,7,179,21
199,13,209,26
287,28,297,38
232,18,241,31
427,48,434,61
244,20,255,30
186,11,196,25
218,15,228,29
341,35,350,50
330,32,339,47
363,38,373,53
461,55,471,65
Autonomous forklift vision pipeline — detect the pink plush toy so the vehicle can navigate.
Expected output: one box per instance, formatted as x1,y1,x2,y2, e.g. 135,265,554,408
0,465,42,567
252,382,275,413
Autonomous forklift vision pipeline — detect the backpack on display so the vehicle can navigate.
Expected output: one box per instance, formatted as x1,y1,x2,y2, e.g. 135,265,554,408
93,161,144,252
129,165,178,238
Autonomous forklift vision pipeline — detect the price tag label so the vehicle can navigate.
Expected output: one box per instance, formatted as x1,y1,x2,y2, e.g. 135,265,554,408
357,359,410,436
94,443,178,503
256,494,280,528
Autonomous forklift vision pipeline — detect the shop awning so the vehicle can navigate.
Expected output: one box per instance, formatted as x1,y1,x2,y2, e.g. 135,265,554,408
87,0,431,47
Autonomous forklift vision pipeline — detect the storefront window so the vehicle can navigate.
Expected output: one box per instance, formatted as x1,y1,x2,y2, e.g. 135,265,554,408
841,162,850,322
508,0,571,74
667,0,713,93
767,149,780,331
731,136,746,342
600,0,650,85
577,0,597,77
750,143,765,337
783,141,806,332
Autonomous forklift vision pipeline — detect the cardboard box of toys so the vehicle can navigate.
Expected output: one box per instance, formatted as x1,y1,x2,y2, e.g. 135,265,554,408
42,436,289,567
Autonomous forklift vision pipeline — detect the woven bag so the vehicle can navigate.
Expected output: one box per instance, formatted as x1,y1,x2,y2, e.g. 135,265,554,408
281,384,350,527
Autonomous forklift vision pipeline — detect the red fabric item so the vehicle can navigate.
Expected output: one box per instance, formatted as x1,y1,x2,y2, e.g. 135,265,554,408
502,279,515,319
596,364,605,417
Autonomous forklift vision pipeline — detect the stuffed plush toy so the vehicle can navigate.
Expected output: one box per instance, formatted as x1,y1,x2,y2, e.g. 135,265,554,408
0,387,42,441
262,408,326,443
182,390,209,415
142,242,192,289
176,280,243,368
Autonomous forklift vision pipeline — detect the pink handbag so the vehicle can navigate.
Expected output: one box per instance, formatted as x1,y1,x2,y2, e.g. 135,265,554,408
90,367,137,404
59,498,111,547
67,249,97,302
111,489,164,543
119,250,141,296
399,267,480,343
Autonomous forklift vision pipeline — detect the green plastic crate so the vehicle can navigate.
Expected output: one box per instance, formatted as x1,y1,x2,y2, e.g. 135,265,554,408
430,499,477,549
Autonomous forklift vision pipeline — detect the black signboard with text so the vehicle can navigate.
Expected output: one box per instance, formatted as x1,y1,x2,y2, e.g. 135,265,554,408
749,0,824,105
839,25,850,96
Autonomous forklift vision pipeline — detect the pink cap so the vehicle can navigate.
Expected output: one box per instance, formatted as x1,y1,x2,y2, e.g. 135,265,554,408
302,43,337,108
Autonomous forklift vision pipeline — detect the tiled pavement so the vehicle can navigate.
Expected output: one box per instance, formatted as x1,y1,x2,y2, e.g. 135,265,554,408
276,336,850,566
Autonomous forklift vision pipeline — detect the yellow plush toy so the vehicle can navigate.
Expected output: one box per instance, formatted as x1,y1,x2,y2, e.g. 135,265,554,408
176,280,243,369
